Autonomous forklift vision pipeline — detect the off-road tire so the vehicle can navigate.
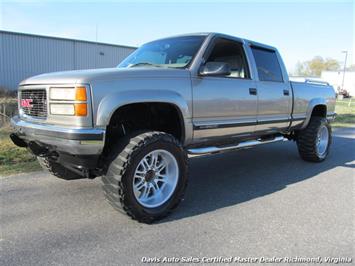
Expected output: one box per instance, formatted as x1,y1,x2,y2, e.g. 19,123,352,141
296,116,332,162
102,131,188,223
37,157,83,180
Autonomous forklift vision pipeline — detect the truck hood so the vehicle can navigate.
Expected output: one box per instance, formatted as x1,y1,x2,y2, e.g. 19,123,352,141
20,67,190,85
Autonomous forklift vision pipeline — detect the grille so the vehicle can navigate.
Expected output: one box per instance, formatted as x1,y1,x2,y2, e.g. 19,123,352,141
20,89,47,118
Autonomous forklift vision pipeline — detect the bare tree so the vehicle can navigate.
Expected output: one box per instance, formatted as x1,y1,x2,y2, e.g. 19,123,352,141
295,56,340,77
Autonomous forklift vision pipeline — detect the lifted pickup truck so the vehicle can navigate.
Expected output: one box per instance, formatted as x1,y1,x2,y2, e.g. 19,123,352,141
11,33,336,223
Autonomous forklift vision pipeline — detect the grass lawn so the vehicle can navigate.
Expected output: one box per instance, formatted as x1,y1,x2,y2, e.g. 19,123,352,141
333,98,355,127
0,126,41,176
0,97,354,176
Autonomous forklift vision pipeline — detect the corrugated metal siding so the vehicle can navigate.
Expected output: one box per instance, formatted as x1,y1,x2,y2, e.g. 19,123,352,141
0,31,136,90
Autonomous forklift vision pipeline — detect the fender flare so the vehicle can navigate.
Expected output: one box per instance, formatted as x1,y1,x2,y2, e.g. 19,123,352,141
301,98,327,129
95,89,190,128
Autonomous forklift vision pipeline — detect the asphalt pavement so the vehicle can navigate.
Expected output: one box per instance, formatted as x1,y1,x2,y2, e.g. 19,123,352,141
1,127,354,265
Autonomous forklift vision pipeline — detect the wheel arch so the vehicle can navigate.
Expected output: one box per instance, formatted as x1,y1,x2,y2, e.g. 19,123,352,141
96,90,190,128
301,98,327,129
108,101,186,142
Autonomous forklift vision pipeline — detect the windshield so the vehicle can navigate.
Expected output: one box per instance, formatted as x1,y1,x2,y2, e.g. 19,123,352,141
118,36,206,69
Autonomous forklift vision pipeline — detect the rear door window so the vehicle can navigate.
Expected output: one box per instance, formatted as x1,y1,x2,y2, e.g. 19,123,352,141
251,47,283,82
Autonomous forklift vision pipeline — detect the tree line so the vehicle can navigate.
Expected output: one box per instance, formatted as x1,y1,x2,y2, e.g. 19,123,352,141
294,56,354,77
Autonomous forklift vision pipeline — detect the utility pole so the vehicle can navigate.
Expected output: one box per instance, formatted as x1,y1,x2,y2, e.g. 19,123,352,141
341,50,348,93
95,24,98,68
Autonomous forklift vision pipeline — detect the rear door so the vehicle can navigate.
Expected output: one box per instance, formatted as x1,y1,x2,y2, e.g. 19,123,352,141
250,46,292,132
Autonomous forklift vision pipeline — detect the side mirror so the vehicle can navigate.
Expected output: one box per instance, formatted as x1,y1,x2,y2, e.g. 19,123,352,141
199,62,231,76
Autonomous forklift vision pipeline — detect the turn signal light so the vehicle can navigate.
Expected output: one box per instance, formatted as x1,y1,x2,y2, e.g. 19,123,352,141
74,103,87,116
75,86,87,101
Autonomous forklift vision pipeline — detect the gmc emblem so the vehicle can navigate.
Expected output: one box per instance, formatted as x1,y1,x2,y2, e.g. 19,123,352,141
20,99,33,108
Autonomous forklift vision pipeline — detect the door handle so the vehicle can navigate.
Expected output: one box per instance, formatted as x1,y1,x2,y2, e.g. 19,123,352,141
283,89,290,96
249,88,257,95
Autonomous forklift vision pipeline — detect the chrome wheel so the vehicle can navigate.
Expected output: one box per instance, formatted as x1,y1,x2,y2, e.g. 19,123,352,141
133,149,179,208
316,125,329,157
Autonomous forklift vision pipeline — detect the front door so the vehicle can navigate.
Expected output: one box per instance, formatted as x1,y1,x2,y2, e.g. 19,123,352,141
192,38,258,141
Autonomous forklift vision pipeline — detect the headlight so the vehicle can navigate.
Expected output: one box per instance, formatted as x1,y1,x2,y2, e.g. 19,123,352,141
50,87,87,101
50,104,75,115
49,86,88,116
50,103,87,116
50,88,76,100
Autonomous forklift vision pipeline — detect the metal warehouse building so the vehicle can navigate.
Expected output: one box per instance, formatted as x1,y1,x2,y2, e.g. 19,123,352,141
0,30,136,91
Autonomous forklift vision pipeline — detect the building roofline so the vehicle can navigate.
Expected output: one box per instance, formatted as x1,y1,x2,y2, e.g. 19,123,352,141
0,30,137,50
0,30,279,53
322,70,355,73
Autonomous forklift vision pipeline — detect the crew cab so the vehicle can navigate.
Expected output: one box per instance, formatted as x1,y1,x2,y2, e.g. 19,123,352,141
11,33,336,223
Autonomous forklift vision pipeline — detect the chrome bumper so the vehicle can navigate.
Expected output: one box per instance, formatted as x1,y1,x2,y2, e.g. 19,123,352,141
11,116,105,155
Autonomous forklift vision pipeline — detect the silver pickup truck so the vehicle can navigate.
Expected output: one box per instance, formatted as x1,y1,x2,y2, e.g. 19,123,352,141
11,33,336,223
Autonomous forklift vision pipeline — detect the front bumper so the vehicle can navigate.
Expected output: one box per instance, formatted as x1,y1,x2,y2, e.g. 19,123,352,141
11,116,105,155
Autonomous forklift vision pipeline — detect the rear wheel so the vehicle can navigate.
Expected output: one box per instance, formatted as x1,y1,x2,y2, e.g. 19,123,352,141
296,116,332,162
102,131,188,223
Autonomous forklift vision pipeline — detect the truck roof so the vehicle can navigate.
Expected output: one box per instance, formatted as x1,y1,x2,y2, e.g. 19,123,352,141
156,32,278,51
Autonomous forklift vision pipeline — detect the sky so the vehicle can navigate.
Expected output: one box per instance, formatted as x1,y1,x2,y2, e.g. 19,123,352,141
0,0,354,73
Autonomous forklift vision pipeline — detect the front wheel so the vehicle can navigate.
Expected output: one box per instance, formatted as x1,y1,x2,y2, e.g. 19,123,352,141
296,116,332,162
102,131,188,223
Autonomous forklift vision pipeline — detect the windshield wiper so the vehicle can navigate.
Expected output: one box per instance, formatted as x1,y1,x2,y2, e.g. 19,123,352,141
128,62,163,68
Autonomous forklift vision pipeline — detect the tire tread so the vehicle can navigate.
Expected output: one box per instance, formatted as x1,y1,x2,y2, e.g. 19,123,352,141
296,116,331,162
102,131,188,223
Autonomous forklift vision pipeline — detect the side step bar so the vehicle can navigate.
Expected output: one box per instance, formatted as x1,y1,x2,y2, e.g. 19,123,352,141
188,136,287,155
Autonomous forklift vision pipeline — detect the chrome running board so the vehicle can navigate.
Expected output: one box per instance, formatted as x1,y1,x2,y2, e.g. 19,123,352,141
187,136,287,155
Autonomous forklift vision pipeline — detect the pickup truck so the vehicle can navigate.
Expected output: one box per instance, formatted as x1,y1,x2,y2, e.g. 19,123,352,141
10,33,336,223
